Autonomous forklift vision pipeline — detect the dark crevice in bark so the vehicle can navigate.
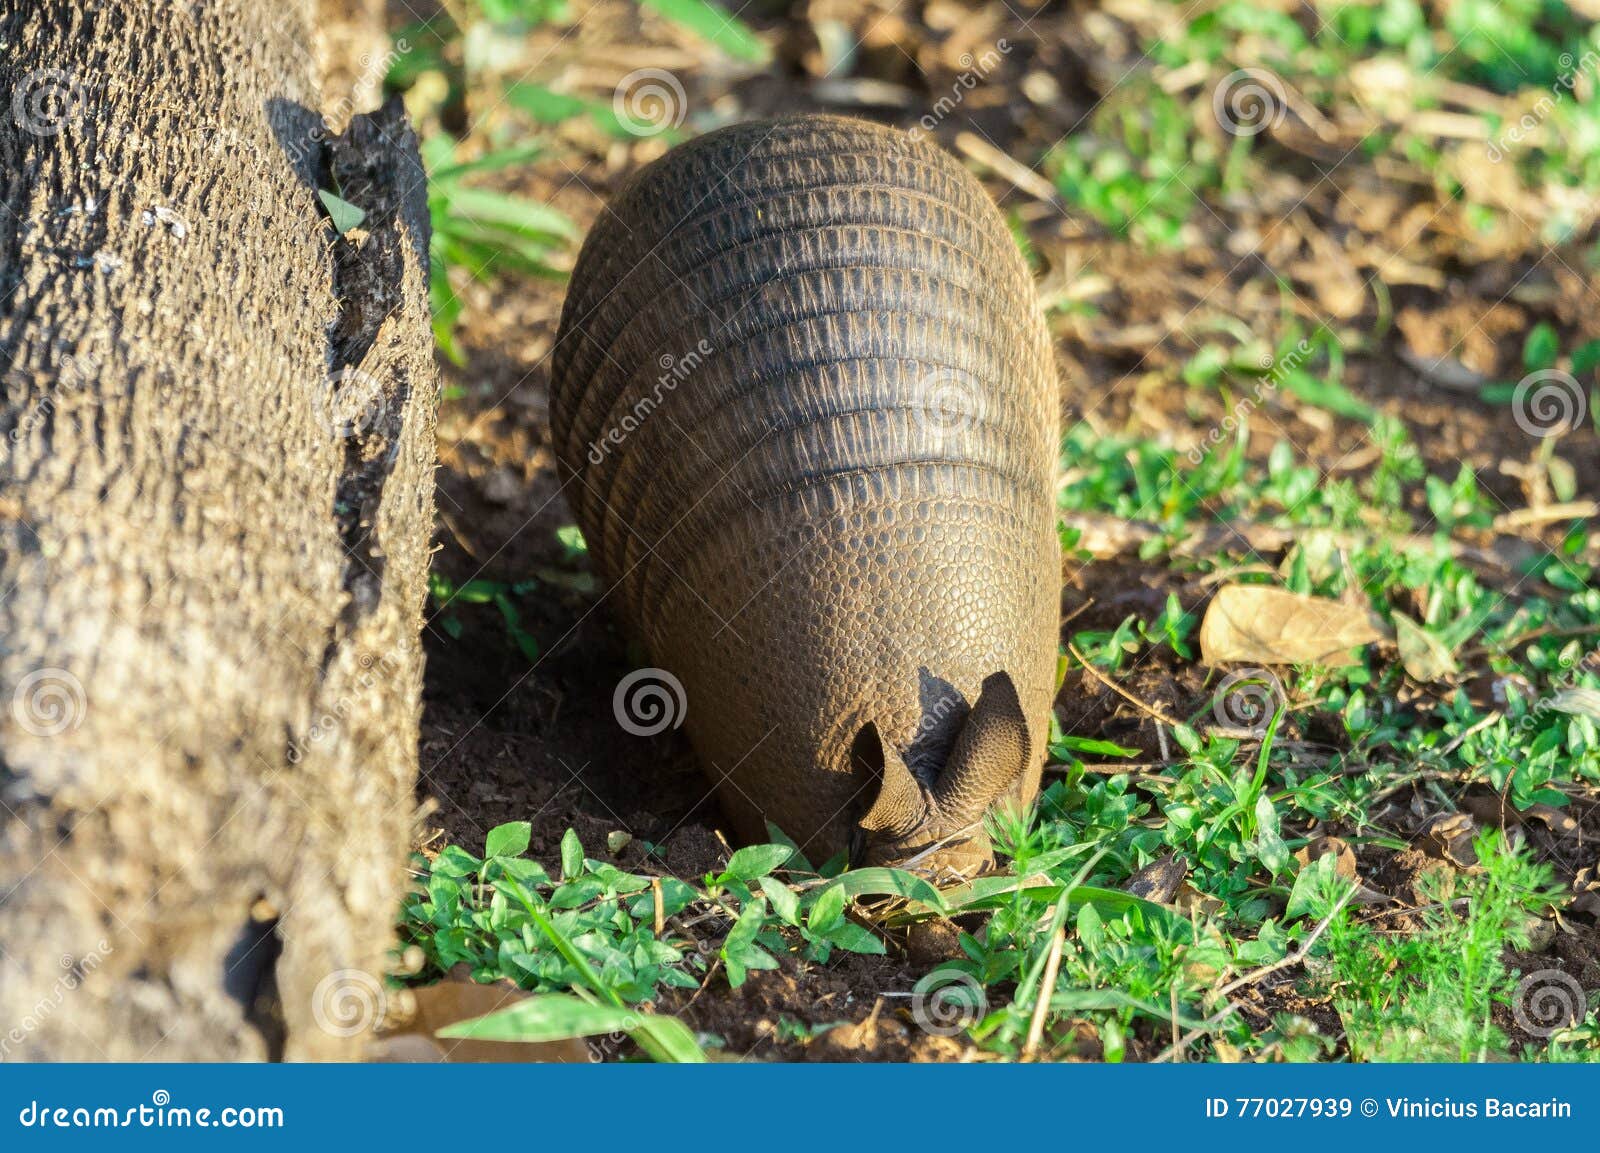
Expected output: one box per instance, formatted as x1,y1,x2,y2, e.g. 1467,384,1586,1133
317,96,429,634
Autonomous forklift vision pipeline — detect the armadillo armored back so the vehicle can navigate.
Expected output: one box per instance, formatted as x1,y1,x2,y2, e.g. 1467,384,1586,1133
549,115,1059,874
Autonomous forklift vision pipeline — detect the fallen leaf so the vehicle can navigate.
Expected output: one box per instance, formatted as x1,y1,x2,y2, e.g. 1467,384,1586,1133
372,974,591,1064
1417,812,1479,870
1199,585,1384,667
1393,613,1460,682
1124,854,1187,904
1293,835,1357,880
1552,688,1600,720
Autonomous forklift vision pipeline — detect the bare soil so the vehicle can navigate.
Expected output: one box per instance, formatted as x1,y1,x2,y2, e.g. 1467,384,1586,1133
400,0,1600,1059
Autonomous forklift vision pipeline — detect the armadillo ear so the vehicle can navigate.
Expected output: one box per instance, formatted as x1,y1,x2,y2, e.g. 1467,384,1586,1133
852,721,926,838
932,671,1031,824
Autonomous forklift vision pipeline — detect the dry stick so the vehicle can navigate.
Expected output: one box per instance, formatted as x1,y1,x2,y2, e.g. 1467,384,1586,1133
1152,882,1359,1064
1022,926,1066,1061
1066,641,1183,728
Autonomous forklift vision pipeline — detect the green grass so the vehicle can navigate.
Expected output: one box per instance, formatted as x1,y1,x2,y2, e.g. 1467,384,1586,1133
1044,0,1600,248
395,0,1600,1062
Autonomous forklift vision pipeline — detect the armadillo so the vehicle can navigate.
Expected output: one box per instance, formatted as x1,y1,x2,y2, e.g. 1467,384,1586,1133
549,115,1059,874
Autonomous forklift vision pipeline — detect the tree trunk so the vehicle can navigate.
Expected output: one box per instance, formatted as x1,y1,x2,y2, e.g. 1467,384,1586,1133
0,0,437,1059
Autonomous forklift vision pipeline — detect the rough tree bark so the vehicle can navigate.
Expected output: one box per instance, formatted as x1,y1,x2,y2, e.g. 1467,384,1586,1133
0,0,437,1059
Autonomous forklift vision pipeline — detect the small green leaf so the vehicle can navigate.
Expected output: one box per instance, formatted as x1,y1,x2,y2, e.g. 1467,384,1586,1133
1524,322,1559,371
807,882,847,931
759,878,800,925
317,189,365,235
485,820,532,859
725,843,793,881
825,921,886,955
560,828,584,881
1253,794,1290,876
1570,339,1600,376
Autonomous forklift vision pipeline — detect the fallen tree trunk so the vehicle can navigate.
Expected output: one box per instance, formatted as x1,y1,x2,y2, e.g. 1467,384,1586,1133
0,1,437,1059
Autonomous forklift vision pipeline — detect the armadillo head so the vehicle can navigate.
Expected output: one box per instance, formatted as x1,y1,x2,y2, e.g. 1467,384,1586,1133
849,671,1034,878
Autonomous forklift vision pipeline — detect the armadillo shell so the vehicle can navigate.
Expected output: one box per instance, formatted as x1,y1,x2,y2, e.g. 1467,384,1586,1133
550,115,1059,861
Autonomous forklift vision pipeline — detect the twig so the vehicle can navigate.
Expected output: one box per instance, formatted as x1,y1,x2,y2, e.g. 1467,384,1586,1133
1152,882,1358,1063
1066,641,1183,728
1022,926,1065,1061
1212,881,1357,1002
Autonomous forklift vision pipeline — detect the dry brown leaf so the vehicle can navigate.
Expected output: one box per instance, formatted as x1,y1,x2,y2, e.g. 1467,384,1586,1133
1394,613,1460,683
1294,835,1356,880
1124,853,1187,904
371,973,591,1064
1199,585,1384,667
